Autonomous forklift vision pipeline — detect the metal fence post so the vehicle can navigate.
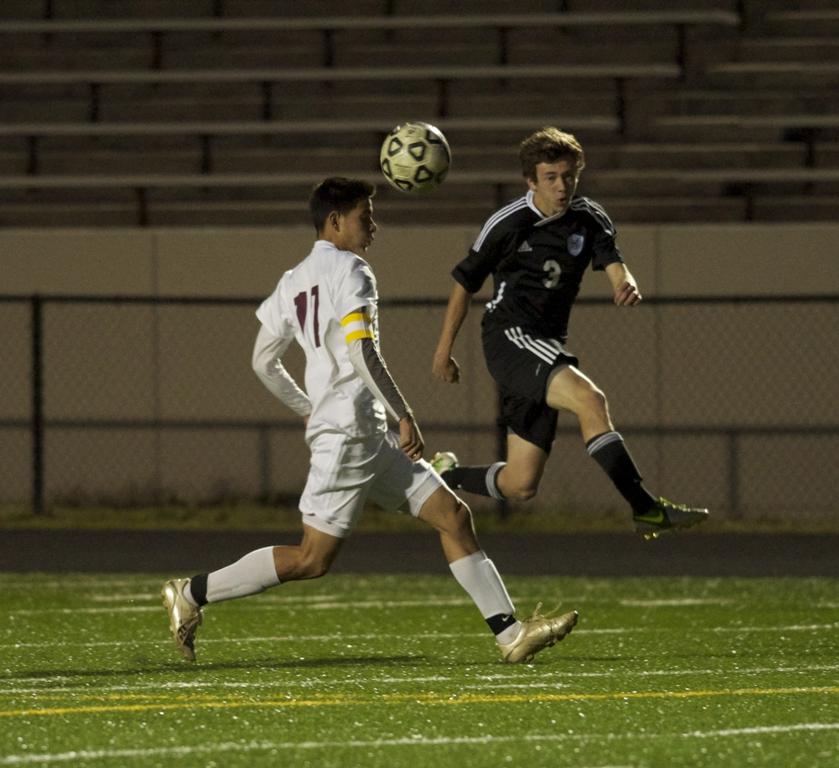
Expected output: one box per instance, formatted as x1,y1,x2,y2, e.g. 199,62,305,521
495,385,509,519
727,429,740,519
31,294,45,515
258,424,271,501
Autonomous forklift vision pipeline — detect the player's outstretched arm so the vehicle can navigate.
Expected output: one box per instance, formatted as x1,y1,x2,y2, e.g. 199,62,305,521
251,324,312,418
432,282,472,383
605,262,642,306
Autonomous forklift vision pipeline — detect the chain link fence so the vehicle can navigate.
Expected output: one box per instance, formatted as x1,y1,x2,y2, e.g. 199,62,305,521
1,294,837,523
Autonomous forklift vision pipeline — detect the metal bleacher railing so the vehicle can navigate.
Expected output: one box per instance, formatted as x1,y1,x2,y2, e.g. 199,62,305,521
0,9,733,126
0,10,740,69
3,5,839,225
0,8,768,226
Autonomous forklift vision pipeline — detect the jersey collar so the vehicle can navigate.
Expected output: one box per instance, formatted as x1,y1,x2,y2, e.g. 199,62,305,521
526,190,571,227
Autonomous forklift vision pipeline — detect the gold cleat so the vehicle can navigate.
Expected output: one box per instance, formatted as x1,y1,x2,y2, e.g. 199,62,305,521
161,578,203,662
499,604,578,663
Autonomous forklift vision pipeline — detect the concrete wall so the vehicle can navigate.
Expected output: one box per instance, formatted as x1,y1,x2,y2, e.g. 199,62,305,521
4,223,839,299
2,224,837,520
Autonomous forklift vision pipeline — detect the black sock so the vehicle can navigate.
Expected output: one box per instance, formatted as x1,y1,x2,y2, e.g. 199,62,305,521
443,462,506,500
586,431,656,515
486,613,518,636
189,573,209,606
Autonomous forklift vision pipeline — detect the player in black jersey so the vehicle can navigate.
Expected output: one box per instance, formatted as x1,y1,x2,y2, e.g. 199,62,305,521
431,127,707,539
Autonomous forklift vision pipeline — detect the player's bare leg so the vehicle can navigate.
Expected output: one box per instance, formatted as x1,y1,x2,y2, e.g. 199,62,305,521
162,525,343,661
417,485,481,562
495,435,548,502
271,525,344,581
418,485,577,662
547,365,708,537
433,435,548,502
544,365,613,443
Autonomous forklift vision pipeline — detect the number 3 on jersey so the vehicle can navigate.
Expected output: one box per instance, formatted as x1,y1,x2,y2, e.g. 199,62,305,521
543,259,562,288
294,286,321,347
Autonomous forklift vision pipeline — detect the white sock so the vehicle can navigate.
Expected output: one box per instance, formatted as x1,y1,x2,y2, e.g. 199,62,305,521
183,582,198,606
205,546,280,604
449,551,518,640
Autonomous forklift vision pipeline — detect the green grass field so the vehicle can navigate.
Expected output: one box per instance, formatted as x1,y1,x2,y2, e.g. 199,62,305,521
1,573,838,767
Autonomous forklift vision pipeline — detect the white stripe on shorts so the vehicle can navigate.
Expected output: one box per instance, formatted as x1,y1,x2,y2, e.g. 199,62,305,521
503,327,564,365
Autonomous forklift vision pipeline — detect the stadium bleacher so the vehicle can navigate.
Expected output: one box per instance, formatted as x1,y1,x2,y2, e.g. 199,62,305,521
0,0,837,226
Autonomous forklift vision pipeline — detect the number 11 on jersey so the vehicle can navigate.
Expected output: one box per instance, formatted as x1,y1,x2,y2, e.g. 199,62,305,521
294,286,321,347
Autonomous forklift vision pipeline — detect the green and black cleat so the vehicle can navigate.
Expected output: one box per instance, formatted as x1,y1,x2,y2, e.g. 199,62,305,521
634,497,709,540
430,451,459,476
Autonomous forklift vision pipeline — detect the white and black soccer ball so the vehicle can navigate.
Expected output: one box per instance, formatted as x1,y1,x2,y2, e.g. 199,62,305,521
379,122,451,193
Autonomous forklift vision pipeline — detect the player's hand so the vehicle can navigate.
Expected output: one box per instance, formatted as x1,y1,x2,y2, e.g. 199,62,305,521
398,415,424,462
613,280,642,306
432,353,461,383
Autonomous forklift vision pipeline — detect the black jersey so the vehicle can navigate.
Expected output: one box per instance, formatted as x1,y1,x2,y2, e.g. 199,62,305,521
452,192,623,342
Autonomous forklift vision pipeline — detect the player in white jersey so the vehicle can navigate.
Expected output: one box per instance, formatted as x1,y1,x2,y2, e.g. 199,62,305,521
162,177,577,664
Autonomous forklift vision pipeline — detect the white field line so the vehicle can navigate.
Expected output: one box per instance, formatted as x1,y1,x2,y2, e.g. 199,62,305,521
0,631,479,650
25,592,737,607
10,594,577,613
13,588,836,612
2,621,838,652
84,594,737,607
0,579,160,590
618,598,734,607
688,723,839,737
10,607,157,615
1,575,833,602
86,592,445,604
8,590,838,620
2,577,595,597
4,663,839,697
1,578,745,605
85,593,481,605
88,592,392,603
9,598,476,614
2,724,838,765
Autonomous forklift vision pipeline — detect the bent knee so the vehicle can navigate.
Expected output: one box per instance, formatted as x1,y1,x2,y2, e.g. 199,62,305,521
498,470,540,502
582,386,608,414
297,554,332,580
435,497,474,535
449,498,474,529
504,484,538,502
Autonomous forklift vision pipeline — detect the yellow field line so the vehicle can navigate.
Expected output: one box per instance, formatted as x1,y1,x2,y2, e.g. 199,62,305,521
1,685,838,719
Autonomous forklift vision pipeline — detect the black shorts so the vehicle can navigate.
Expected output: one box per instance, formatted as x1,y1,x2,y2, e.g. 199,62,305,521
482,323,579,454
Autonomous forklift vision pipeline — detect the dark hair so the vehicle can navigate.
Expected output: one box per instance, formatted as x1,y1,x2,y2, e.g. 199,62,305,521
309,176,376,232
519,127,585,181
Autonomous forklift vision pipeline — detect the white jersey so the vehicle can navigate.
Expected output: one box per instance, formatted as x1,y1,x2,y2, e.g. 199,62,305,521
256,239,387,441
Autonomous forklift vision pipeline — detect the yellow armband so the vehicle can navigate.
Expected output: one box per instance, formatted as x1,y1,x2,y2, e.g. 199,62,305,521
341,310,373,344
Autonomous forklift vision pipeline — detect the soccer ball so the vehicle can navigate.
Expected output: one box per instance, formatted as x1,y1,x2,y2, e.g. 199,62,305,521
379,122,451,193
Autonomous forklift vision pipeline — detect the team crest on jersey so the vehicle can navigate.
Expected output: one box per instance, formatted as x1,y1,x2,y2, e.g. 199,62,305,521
567,233,585,256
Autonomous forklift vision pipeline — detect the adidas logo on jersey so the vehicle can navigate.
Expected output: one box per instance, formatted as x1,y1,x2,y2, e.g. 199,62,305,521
517,240,533,252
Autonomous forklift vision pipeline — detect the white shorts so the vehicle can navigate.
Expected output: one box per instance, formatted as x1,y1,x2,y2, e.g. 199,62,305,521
299,430,445,538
